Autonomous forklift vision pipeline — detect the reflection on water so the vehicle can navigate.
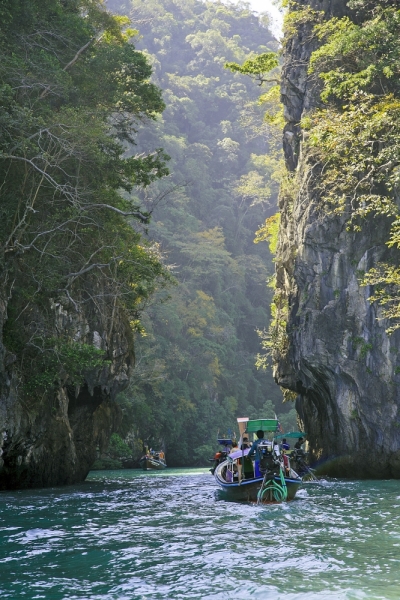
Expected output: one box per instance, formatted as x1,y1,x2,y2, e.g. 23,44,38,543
1,469,400,599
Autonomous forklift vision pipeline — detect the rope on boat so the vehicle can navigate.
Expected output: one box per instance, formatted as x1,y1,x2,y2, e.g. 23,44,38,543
257,467,288,504
304,465,319,481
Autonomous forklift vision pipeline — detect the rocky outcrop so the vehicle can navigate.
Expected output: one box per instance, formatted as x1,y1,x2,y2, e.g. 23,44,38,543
0,293,133,489
275,0,400,477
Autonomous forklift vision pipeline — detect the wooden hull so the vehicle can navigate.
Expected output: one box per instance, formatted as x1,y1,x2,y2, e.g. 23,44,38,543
140,457,167,471
214,461,302,502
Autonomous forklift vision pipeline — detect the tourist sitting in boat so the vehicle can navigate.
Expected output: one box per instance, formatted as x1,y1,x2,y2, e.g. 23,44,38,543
229,441,242,478
280,438,290,451
226,440,253,480
294,437,304,451
248,429,265,478
282,452,290,476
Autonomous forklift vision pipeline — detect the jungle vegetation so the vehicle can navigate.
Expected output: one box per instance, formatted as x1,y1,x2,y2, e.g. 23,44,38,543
0,0,170,398
251,0,400,380
0,0,296,469
300,0,400,331
106,0,297,465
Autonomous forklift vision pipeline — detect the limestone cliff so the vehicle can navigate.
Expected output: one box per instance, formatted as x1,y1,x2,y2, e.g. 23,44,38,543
275,0,400,477
0,292,133,490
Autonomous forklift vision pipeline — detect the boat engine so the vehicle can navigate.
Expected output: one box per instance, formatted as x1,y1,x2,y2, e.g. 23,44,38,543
209,450,228,475
291,448,316,479
258,441,281,478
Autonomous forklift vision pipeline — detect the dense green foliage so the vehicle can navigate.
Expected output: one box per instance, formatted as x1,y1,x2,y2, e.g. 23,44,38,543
224,39,286,374
108,0,297,464
225,51,279,85
302,1,400,331
0,0,169,395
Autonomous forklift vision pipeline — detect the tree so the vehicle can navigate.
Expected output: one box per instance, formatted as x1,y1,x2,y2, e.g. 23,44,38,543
0,0,170,395
303,3,400,331
111,0,291,465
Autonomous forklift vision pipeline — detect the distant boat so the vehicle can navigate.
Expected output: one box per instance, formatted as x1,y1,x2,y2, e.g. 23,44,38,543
139,451,166,471
208,439,232,474
213,418,302,503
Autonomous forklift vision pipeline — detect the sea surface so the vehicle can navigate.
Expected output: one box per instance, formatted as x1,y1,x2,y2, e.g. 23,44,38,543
1,469,400,599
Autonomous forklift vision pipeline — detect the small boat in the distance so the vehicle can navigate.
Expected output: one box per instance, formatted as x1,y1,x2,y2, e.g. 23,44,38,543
214,418,302,503
208,439,232,474
139,450,166,471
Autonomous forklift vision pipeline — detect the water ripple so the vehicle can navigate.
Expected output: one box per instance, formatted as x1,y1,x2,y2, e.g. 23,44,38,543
1,469,400,599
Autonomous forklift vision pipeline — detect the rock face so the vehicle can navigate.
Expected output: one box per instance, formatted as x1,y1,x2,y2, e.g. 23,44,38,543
0,293,133,489
275,0,400,477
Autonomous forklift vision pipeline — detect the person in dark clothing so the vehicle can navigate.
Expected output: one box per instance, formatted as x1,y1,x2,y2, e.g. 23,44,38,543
239,436,252,478
248,430,264,477
294,437,304,450
210,450,224,474
240,436,251,450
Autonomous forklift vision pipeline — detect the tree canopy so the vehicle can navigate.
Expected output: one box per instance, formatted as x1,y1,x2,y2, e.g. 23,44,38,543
302,2,400,331
108,0,297,465
0,0,170,395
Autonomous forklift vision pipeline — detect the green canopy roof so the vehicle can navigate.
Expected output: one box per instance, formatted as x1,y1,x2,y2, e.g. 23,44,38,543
275,431,306,439
245,419,279,433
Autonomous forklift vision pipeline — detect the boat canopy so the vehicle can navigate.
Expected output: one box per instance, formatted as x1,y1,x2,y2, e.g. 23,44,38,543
275,431,306,439
245,419,279,433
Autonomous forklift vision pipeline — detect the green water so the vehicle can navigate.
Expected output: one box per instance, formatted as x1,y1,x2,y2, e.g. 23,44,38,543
1,470,400,599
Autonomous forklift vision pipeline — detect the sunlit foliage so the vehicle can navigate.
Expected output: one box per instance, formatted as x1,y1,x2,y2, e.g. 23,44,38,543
0,0,170,394
107,0,295,463
303,4,400,331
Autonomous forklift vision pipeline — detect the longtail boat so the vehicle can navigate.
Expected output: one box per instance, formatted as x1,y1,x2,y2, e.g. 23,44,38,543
139,451,166,471
213,418,302,503
275,431,318,481
208,439,232,474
